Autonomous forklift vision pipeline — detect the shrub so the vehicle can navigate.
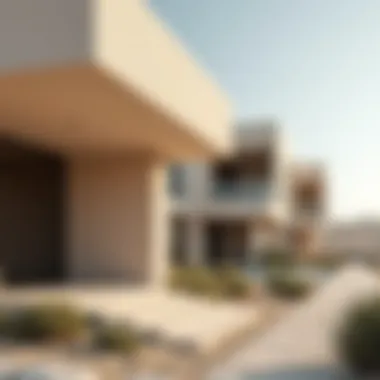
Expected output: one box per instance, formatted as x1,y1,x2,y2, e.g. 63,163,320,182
337,296,380,376
169,267,189,290
170,267,254,300
259,249,296,269
9,303,86,343
94,323,140,355
215,267,252,300
169,267,220,298
266,270,312,300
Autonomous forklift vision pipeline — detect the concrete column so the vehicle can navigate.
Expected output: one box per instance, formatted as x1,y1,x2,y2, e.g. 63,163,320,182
186,163,212,204
223,227,232,264
186,217,205,266
248,228,259,260
249,225,273,259
66,155,169,287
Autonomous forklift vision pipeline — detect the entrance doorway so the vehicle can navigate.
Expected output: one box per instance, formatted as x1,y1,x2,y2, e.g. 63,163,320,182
206,221,248,266
0,139,65,283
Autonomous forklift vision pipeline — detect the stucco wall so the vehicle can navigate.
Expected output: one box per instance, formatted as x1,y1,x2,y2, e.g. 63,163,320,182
94,0,232,153
0,0,90,72
66,155,169,286
0,0,231,157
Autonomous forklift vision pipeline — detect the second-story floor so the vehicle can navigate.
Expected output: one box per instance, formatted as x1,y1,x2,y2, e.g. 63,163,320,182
168,120,294,222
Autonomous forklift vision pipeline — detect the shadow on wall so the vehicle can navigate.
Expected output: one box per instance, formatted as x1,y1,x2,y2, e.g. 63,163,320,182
239,365,353,380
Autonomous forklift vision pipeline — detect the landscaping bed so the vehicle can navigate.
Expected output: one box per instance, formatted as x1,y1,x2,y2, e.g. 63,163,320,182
169,266,256,301
0,303,140,355
0,302,166,379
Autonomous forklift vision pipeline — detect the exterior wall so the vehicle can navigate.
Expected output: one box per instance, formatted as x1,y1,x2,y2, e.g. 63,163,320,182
270,128,293,221
171,123,293,222
94,0,232,153
183,163,212,204
289,164,327,256
169,123,326,264
248,221,286,256
0,0,90,73
0,0,232,157
66,155,169,286
234,122,294,221
0,1,232,287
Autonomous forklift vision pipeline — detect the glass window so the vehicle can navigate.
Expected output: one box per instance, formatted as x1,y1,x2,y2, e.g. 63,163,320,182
169,165,186,197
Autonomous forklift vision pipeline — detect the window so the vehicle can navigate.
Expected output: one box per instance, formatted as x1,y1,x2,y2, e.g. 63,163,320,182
169,164,186,197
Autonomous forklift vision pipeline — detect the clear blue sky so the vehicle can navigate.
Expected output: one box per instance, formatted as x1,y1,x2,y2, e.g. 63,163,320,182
150,0,380,220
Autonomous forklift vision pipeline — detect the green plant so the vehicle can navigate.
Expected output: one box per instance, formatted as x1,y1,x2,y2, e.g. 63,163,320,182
169,267,220,297
94,323,140,355
216,267,252,300
9,303,86,343
170,266,254,300
266,270,312,300
169,267,188,290
259,249,296,269
337,296,380,376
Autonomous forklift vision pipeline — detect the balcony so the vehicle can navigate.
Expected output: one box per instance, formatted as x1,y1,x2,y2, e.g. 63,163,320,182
171,178,288,221
212,181,269,202
199,180,273,219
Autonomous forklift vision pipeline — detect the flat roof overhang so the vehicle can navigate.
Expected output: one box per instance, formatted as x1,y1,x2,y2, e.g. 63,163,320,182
0,0,232,160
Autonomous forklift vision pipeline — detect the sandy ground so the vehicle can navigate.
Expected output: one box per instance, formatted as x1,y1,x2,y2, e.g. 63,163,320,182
0,286,265,379
0,286,259,356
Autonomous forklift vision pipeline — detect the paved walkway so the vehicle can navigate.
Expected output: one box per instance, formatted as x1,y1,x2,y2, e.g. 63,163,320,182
208,265,380,380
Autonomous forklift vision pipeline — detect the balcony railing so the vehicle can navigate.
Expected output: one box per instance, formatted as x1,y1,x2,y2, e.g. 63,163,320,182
212,181,270,201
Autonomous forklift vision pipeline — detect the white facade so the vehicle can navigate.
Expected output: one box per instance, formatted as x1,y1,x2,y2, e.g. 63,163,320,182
171,121,293,222
169,121,297,265
0,0,232,286
169,120,327,265
0,0,232,159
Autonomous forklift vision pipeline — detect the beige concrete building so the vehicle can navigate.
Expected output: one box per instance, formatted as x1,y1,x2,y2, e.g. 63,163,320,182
0,0,232,285
289,163,327,257
169,121,326,266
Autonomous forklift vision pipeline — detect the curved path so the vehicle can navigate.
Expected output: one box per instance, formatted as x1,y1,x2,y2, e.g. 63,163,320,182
208,265,380,380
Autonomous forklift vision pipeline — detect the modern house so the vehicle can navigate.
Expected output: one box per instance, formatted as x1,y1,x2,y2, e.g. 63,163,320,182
169,121,326,266
0,0,232,285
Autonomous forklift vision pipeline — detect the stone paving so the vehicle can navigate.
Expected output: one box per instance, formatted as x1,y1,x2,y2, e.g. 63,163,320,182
208,265,380,380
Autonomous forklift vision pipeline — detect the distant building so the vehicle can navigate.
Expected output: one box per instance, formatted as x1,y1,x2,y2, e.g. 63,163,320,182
169,121,327,266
